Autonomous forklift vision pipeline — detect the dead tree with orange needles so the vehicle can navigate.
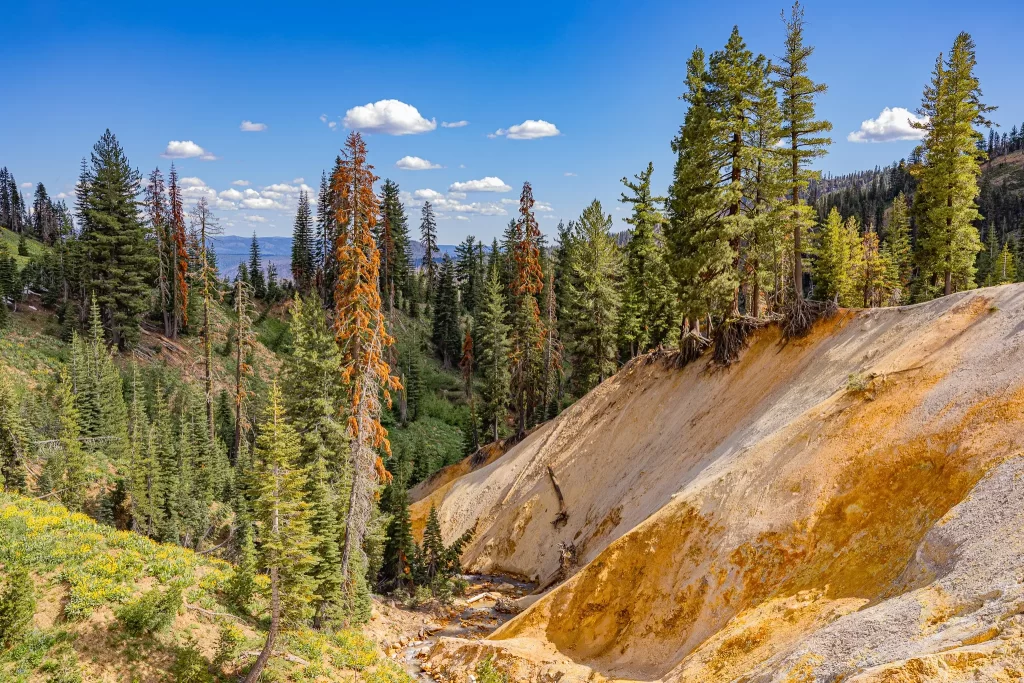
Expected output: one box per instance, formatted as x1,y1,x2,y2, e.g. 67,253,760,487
332,132,401,606
168,164,189,338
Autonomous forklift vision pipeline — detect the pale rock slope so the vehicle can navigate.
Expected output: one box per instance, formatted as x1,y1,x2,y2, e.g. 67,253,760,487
413,284,1024,682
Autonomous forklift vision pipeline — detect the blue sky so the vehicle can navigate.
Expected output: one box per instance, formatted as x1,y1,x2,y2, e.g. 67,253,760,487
2,0,1022,243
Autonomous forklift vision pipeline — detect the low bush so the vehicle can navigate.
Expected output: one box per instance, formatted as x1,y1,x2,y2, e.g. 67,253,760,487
115,584,182,637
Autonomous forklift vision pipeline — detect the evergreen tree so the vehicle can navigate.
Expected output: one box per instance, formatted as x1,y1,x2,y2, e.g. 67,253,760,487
912,32,993,297
667,47,734,333
244,383,316,683
460,329,479,450
882,192,913,304
509,182,545,433
565,201,621,393
378,454,415,592
192,199,221,441
0,564,35,650
995,241,1016,284
618,163,675,357
455,235,482,314
332,132,401,611
475,266,511,442
378,179,411,311
811,208,852,304
772,2,832,301
291,190,315,292
76,130,155,348
232,279,256,464
0,373,28,493
248,232,266,299
420,201,438,303
168,164,189,338
53,368,88,512
316,166,339,303
145,167,175,337
432,254,462,368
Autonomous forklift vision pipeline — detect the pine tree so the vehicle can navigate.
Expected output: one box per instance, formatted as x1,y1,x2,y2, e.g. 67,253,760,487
455,235,481,314
54,368,88,512
0,373,28,493
377,179,411,312
420,201,439,304
249,232,266,299
460,329,479,450
475,266,511,442
667,47,735,333
565,201,621,392
331,132,401,611
291,190,315,292
244,383,316,683
0,564,35,650
145,168,175,337
168,164,189,338
432,254,462,368
378,455,415,592
618,162,676,356
192,199,221,442
811,208,851,304
316,167,339,303
510,182,545,433
232,279,256,464
995,241,1016,284
772,2,832,301
912,33,993,297
76,130,155,349
882,192,913,304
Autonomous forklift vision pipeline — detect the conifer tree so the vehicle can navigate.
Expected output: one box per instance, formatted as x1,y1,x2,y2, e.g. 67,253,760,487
0,373,28,493
460,329,479,450
882,193,913,304
510,182,545,433
192,199,221,441
565,201,621,392
912,32,993,297
475,266,511,442
811,208,851,304
667,48,734,333
244,383,316,683
377,179,411,311
378,455,415,592
316,167,339,303
772,2,832,301
54,368,87,512
0,564,35,650
248,232,266,299
420,201,438,304
618,162,675,356
232,279,256,464
291,190,315,292
455,235,482,314
168,164,189,338
75,130,155,349
995,241,1016,284
145,168,174,337
332,132,401,609
432,254,462,368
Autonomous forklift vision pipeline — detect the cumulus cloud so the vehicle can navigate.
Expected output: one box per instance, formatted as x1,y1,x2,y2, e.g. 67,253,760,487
413,188,445,201
534,201,553,212
241,197,287,210
232,179,250,186
319,114,328,123
219,188,244,201
441,120,469,128
455,215,469,221
240,120,268,132
162,140,217,160
20,182,32,188
179,176,206,188
292,177,304,184
489,119,560,140
343,99,436,135
244,214,267,223
448,176,511,193
564,172,577,177
396,156,442,170
848,107,928,143
403,188,507,217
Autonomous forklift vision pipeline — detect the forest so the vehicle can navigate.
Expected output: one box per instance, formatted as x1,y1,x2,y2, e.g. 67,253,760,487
0,1,1021,681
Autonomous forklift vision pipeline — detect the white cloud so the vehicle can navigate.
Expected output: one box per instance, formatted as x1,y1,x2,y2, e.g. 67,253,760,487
179,176,206,188
319,114,328,123
182,186,216,200
413,188,445,201
564,172,577,177
441,120,469,128
241,197,287,210
343,99,436,135
447,191,466,199
212,198,238,211
396,155,442,170
232,179,250,186
219,188,244,201
292,177,304,184
455,215,469,221
848,107,928,143
448,176,511,193
500,198,518,205
20,182,32,188
243,189,261,199
490,119,560,140
244,214,267,223
264,183,298,193
240,120,268,132
162,140,217,160
534,201,553,212
328,121,337,130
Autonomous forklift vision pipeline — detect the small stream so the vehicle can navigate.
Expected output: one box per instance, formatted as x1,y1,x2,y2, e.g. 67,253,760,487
397,574,535,680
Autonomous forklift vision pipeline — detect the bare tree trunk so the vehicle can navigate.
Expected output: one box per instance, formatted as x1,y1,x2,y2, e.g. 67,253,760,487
244,561,279,682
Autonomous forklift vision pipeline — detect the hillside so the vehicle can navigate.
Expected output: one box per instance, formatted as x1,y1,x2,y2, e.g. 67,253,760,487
0,493,411,682
415,283,1024,682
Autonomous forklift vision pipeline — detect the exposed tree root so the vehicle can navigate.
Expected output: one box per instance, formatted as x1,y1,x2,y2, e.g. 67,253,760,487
548,465,568,528
784,297,838,339
679,331,712,366
712,316,772,366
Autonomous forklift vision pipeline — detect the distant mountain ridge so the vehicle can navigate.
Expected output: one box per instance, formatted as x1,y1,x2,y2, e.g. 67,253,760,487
212,235,459,279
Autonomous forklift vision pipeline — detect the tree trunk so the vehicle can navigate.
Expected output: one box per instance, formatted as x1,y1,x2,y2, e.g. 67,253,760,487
244,564,279,682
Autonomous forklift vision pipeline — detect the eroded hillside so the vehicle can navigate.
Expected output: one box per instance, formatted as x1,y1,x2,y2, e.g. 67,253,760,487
413,284,1024,682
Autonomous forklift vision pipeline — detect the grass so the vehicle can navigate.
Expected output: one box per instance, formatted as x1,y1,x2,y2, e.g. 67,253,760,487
0,493,412,682
0,227,46,270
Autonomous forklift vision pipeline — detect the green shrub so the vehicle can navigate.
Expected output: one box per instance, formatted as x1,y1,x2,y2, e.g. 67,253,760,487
328,628,378,670
39,643,83,683
171,637,213,683
213,622,245,668
0,564,36,649
475,656,509,683
115,584,182,637
362,659,414,682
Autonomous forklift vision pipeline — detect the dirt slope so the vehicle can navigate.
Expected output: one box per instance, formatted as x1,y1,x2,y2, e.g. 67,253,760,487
413,284,1024,682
